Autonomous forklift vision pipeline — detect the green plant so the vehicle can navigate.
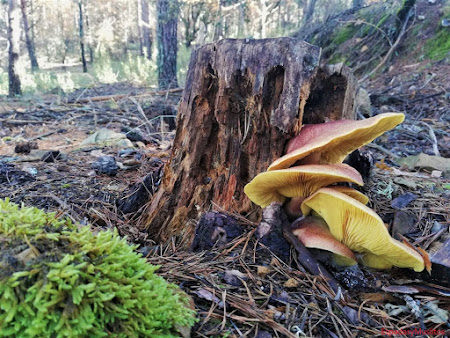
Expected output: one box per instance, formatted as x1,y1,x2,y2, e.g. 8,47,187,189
0,199,196,337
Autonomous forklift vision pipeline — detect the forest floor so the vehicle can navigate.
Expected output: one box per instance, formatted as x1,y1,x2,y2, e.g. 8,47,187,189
1,60,449,336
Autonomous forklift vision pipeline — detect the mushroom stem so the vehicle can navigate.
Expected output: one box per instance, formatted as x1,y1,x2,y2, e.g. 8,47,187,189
284,197,306,220
296,152,322,165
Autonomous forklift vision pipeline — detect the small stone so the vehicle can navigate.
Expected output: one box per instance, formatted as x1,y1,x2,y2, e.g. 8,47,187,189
392,211,416,239
41,150,61,162
223,269,246,287
391,192,417,209
91,156,118,176
14,141,38,154
431,170,442,177
431,238,450,282
121,127,145,142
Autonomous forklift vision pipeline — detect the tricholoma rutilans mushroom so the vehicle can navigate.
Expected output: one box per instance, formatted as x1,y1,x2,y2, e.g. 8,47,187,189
301,188,425,271
244,113,428,272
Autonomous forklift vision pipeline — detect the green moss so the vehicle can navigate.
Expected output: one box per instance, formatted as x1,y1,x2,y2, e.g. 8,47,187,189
0,199,196,337
328,53,347,64
376,14,390,28
425,28,450,61
332,25,355,45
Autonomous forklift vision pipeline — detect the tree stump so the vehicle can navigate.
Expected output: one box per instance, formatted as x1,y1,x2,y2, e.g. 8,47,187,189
140,38,358,243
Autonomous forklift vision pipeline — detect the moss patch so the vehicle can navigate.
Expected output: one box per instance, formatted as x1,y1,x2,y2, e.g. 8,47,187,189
425,28,450,61
332,25,356,45
0,199,196,337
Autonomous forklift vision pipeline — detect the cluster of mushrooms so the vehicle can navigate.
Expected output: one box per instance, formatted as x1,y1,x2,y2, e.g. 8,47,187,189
244,113,429,273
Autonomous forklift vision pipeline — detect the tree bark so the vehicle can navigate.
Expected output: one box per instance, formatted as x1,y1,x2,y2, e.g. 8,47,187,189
8,0,22,97
141,0,152,59
85,6,94,63
139,38,358,244
157,0,178,89
20,0,38,71
304,0,317,24
78,0,87,73
352,0,364,8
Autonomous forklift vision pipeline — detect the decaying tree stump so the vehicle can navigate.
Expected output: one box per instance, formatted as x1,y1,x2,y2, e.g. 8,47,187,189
140,38,358,243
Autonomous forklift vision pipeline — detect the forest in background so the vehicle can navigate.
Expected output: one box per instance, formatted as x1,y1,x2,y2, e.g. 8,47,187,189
1,0,392,96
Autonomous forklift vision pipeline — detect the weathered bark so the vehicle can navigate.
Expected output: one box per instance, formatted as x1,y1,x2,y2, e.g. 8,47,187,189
7,0,22,97
141,0,152,59
303,63,359,124
78,0,87,73
139,38,358,244
157,0,178,89
20,0,39,71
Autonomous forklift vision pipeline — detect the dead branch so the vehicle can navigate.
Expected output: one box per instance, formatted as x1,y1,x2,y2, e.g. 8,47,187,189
69,88,183,104
360,8,414,82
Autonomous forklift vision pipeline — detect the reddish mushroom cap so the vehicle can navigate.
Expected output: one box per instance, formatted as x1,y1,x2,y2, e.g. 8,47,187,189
268,113,405,171
292,216,357,266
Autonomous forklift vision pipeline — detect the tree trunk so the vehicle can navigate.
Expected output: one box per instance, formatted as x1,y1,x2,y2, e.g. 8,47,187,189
213,0,222,41
396,0,415,38
7,0,22,97
141,0,152,59
139,38,358,244
237,3,245,37
20,0,38,71
85,7,94,63
352,0,364,8
260,0,267,38
304,0,317,24
157,0,178,89
78,0,87,73
137,0,143,56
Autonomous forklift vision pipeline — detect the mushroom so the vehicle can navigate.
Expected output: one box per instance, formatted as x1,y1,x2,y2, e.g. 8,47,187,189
330,186,369,205
285,186,368,219
291,216,357,266
301,188,425,272
268,113,405,171
244,164,363,208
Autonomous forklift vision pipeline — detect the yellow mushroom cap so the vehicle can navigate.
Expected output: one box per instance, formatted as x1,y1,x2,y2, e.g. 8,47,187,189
244,164,363,208
268,113,405,171
301,188,425,272
329,186,369,205
292,216,357,266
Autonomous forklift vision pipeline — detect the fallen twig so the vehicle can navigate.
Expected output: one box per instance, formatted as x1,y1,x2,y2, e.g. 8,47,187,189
360,8,414,82
420,122,441,157
68,88,183,104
